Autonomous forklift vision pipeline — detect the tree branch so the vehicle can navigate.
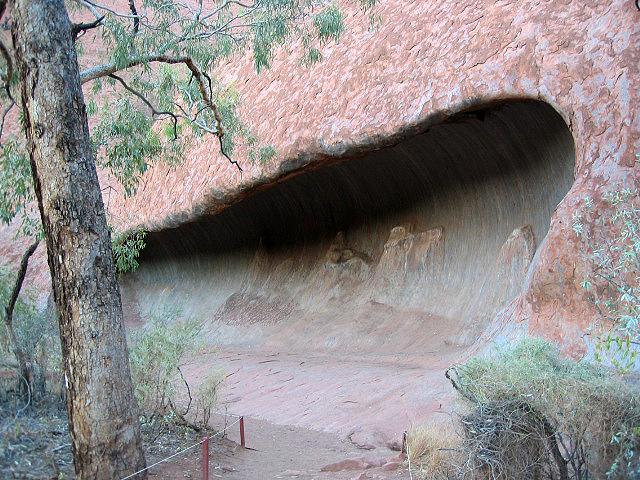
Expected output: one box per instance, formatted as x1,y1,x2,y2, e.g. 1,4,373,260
0,29,14,102
177,366,192,417
82,55,242,171
80,0,140,19
3,239,40,396
5,240,39,328
71,15,105,41
128,0,140,34
0,98,14,143
108,73,178,139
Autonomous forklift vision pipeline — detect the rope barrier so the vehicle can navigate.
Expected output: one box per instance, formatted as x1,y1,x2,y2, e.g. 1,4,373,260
208,410,242,419
119,416,242,480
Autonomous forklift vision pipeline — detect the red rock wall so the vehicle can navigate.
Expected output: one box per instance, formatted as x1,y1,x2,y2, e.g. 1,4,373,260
1,0,639,354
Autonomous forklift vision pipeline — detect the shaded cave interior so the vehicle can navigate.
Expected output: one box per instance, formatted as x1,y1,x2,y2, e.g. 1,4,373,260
128,100,576,356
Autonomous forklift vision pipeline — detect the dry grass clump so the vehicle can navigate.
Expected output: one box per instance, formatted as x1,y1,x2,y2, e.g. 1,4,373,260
447,338,640,480
406,422,459,480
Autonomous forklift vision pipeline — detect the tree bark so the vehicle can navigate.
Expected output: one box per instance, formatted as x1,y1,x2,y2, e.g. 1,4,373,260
10,1,147,478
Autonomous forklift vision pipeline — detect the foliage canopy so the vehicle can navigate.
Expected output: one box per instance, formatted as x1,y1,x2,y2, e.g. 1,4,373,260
1,0,378,234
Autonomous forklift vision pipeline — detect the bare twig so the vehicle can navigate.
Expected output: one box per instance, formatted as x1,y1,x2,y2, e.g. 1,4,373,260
80,0,140,20
176,366,192,417
14,373,31,417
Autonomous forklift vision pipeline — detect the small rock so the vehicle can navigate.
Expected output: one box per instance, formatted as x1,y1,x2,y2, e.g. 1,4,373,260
381,461,402,471
385,439,403,451
350,473,370,480
321,458,368,472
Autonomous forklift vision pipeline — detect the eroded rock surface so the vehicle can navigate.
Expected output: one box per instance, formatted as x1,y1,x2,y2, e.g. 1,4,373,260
1,0,638,448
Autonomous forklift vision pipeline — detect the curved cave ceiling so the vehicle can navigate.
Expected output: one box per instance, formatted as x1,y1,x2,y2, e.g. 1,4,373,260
127,100,575,355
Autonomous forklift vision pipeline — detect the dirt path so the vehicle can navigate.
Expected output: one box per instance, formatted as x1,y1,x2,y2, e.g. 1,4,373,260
151,347,462,479
155,417,410,480
184,347,457,450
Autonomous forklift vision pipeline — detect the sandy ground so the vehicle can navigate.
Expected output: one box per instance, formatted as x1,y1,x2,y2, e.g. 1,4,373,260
184,347,458,449
151,346,462,479
155,418,411,480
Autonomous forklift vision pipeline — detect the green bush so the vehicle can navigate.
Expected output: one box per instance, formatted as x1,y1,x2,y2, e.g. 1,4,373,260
573,187,640,371
0,268,61,401
194,370,225,430
128,305,223,430
128,306,201,413
447,338,640,479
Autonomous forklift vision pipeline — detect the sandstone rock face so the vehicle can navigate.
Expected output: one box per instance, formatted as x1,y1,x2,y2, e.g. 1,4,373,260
100,0,638,355
130,100,575,357
0,0,638,437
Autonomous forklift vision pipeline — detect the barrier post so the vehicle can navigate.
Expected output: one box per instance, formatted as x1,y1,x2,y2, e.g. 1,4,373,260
201,437,209,480
240,416,245,448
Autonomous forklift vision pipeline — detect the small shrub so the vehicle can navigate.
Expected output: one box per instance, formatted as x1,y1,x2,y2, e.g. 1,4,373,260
447,338,640,479
572,187,640,371
128,306,202,415
0,269,61,402
128,305,223,431
194,370,225,430
406,422,459,480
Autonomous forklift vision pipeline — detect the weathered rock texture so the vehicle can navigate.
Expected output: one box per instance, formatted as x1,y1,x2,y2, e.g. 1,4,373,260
111,0,639,354
0,0,638,443
135,101,574,357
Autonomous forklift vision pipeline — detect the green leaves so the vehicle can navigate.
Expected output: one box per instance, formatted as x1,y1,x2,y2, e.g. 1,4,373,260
0,138,40,237
253,12,291,73
453,338,640,479
0,139,31,225
111,227,147,275
574,187,640,372
314,5,345,45
0,266,59,372
93,98,161,196
128,305,204,413
1,0,379,254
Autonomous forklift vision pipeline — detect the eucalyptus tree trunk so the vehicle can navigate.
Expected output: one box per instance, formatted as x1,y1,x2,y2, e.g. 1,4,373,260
10,1,146,478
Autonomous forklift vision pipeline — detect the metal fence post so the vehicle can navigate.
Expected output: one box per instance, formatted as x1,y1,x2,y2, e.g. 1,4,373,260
201,437,209,480
240,416,245,448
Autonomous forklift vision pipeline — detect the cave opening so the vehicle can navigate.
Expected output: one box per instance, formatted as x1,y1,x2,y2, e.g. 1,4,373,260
130,100,575,356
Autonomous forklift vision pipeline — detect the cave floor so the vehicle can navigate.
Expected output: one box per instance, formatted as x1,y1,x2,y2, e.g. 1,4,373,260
155,346,462,479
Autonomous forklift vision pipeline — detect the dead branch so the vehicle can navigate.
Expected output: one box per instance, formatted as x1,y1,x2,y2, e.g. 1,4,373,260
71,15,105,41
168,398,203,432
176,366,192,417
445,366,478,403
